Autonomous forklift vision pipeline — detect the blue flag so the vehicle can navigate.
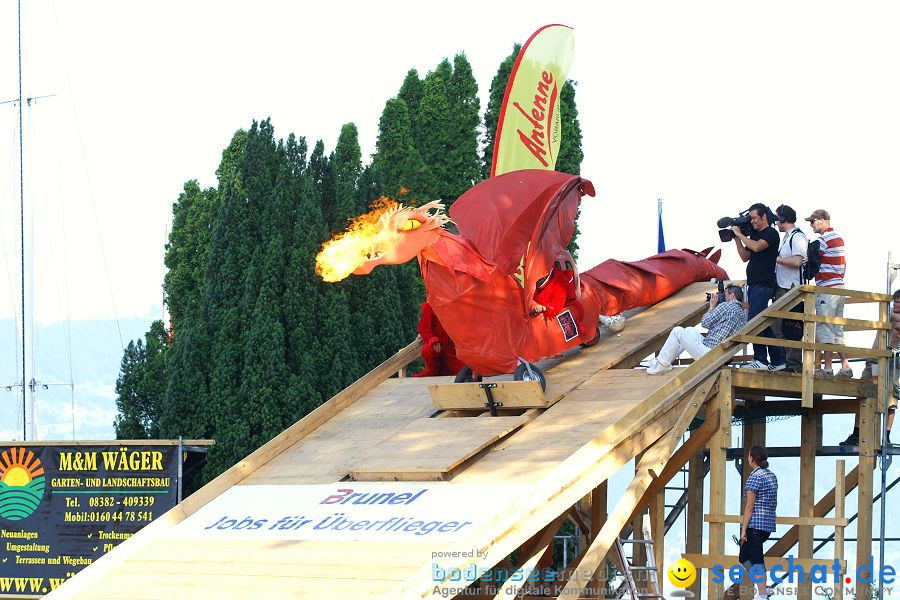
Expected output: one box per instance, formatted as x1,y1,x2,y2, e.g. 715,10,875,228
657,198,666,253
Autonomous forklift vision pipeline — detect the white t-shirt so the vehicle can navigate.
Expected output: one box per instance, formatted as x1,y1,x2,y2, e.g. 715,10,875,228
776,226,808,289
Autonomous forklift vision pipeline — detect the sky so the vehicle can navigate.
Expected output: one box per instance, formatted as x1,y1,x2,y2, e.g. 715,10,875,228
0,0,898,590
0,1,898,328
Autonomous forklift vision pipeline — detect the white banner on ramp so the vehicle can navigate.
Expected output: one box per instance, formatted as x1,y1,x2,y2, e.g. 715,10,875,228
171,482,529,542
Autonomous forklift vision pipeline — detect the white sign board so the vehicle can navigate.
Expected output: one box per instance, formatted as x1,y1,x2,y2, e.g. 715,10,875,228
172,483,529,542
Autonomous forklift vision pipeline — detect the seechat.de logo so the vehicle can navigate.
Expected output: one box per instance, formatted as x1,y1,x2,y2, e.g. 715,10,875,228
0,448,46,520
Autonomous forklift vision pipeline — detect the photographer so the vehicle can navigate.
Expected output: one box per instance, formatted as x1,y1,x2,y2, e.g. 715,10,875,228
730,203,786,371
772,205,808,372
647,284,746,374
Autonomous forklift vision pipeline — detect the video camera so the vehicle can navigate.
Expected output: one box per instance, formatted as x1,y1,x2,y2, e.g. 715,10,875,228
717,207,780,242
705,278,726,303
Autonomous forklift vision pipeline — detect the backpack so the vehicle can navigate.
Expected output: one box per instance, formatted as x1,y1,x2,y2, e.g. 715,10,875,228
802,239,821,282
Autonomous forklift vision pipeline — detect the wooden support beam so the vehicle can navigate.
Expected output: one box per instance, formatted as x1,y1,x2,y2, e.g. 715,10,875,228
800,409,817,599
646,497,664,597
857,396,876,600
798,285,892,302
802,291,816,408
704,514,849,527
632,409,719,511
763,310,891,331
554,378,713,599
731,362,874,398
835,459,846,600
687,450,705,599
731,335,893,359
709,370,731,599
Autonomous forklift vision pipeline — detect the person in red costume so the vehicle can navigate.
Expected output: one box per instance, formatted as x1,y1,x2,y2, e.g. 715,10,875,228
412,301,465,377
532,250,584,322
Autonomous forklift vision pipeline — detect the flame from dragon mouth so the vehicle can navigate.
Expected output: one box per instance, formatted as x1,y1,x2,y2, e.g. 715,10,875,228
315,197,399,282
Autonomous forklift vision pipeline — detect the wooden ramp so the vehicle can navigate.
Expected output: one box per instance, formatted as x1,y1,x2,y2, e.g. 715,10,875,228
46,282,741,600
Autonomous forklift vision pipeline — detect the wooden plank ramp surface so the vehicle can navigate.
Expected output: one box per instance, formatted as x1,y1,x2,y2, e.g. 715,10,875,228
45,282,720,600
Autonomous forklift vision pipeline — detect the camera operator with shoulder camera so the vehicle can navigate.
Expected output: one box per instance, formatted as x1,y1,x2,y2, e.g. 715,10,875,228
729,203,786,371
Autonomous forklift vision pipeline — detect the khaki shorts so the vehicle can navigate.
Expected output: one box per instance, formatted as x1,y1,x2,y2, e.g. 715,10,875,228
815,292,845,344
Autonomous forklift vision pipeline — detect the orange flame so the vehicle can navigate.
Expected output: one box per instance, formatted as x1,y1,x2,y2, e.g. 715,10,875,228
315,198,399,282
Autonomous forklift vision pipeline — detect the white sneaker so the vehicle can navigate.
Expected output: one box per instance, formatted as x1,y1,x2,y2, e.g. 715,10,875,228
740,360,770,370
646,360,674,375
768,363,787,372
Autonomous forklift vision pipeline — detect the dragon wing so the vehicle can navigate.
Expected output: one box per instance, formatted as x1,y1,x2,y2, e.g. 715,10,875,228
449,170,595,302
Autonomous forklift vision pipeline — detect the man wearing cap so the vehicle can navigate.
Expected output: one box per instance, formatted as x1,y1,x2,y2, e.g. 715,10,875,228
806,209,852,378
730,203,787,371
772,205,808,373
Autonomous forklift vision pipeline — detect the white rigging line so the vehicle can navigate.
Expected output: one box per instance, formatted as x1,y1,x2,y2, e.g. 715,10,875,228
53,102,77,440
2,108,22,392
50,0,125,352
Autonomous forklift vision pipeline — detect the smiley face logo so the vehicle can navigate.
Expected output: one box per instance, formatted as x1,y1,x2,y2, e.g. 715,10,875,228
667,558,696,588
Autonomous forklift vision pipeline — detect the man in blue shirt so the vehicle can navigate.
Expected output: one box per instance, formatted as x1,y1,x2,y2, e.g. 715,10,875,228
647,284,746,374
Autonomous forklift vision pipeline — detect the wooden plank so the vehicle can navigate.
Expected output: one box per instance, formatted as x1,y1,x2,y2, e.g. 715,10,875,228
799,285,892,302
683,553,846,572
347,416,529,479
704,514,848,526
429,380,547,410
764,310,891,330
731,370,873,399
732,335,893,358
9,439,215,447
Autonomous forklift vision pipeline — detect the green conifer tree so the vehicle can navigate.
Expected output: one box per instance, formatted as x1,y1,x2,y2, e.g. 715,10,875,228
446,53,482,199
556,81,584,259
114,320,166,439
482,44,521,178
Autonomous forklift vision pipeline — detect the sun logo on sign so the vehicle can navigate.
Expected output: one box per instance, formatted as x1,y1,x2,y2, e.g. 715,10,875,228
0,448,46,520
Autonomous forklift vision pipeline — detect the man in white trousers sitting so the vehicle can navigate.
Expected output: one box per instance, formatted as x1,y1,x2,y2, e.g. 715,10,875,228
647,284,747,375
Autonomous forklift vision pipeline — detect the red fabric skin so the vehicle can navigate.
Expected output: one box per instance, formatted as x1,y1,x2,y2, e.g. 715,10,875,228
412,302,464,377
534,268,583,321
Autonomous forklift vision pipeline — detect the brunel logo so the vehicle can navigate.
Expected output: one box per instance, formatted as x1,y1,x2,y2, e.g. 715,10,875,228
0,448,46,521
513,70,560,168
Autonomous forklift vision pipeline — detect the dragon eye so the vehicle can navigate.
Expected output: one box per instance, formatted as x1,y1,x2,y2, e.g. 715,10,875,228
400,219,422,231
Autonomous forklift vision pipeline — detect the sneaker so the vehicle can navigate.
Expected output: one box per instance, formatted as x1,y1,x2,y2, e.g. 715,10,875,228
835,367,853,378
768,363,787,372
839,432,859,447
815,369,834,377
740,360,770,370
646,360,674,375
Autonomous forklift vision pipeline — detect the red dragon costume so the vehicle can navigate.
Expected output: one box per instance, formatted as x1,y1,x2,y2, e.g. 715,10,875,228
319,170,727,377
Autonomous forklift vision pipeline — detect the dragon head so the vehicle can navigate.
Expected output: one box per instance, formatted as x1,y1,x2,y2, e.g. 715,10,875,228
315,199,450,282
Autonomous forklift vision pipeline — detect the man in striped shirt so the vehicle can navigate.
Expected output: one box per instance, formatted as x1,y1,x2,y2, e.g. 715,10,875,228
805,209,851,377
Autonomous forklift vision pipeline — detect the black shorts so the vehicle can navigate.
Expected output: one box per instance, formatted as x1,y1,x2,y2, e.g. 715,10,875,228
739,528,771,567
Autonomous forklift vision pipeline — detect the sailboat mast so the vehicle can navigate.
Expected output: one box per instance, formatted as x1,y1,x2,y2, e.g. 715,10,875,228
17,0,26,440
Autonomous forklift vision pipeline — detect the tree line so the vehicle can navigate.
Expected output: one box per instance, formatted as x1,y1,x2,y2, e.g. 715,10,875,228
114,45,584,483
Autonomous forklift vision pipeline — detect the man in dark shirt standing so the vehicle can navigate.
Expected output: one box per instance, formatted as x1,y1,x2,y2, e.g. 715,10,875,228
731,203,786,371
